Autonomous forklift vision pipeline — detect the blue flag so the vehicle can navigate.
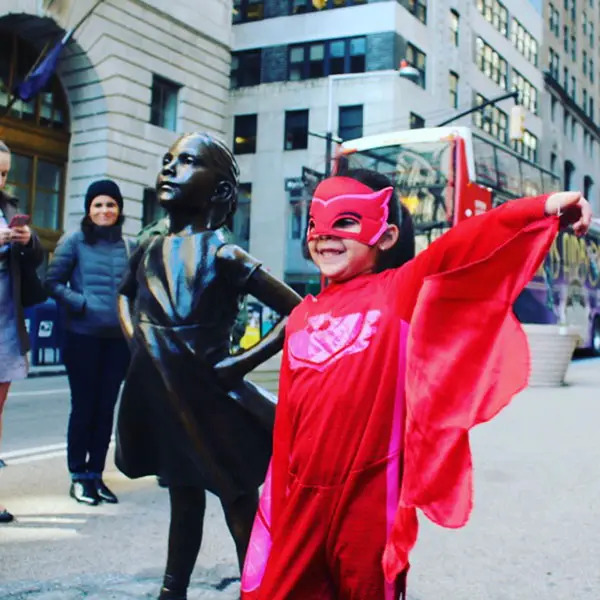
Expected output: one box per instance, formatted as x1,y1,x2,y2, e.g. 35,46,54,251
15,30,72,102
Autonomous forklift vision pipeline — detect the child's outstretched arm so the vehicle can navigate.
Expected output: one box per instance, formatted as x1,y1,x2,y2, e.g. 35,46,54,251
383,191,591,580
397,191,591,319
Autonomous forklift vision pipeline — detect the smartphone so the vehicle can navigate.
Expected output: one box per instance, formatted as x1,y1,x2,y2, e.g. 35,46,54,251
9,214,31,228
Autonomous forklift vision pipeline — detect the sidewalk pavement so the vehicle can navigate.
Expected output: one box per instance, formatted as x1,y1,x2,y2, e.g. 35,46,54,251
1,567,240,599
4,357,599,600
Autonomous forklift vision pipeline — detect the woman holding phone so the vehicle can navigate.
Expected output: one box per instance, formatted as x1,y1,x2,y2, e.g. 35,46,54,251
0,141,43,524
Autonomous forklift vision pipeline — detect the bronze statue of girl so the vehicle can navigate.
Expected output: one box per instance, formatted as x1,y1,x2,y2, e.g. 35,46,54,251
116,133,301,600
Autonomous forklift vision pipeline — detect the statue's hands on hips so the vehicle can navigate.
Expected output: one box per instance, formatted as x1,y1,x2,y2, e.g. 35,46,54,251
214,355,247,389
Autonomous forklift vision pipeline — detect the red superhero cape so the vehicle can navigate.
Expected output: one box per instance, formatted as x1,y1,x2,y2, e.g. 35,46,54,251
242,197,560,595
382,216,559,581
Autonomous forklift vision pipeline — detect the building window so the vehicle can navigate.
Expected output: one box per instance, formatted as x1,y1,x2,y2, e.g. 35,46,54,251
584,175,594,200
564,160,575,190
571,118,576,142
563,66,569,91
564,26,569,52
449,71,459,108
231,50,262,88
571,76,576,102
549,48,560,79
284,110,309,150
410,112,425,129
511,18,538,65
550,152,557,173
563,109,569,135
512,70,537,114
288,37,366,81
583,89,588,112
290,0,367,13
450,10,459,46
405,43,427,89
512,130,538,163
402,0,427,24
233,114,257,154
571,0,576,20
590,22,594,47
473,93,508,144
230,183,251,251
583,50,588,75
338,105,363,141
590,59,594,83
0,34,69,253
476,0,508,36
142,187,165,228
583,10,587,34
150,75,179,131
233,0,264,22
551,96,557,121
475,38,507,89
549,4,560,36
571,35,576,61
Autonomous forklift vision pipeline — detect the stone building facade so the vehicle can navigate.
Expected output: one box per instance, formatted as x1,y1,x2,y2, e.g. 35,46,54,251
0,0,232,265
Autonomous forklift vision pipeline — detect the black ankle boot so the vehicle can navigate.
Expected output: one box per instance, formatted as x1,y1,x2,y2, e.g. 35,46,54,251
95,479,118,503
70,479,99,506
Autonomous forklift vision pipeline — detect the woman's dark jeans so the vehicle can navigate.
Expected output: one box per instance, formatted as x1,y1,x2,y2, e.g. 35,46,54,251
63,331,130,478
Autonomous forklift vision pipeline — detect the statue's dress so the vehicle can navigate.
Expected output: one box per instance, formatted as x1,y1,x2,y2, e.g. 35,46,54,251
115,229,272,503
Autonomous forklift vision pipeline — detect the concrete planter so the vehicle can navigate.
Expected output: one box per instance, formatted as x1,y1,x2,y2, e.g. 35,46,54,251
523,324,580,387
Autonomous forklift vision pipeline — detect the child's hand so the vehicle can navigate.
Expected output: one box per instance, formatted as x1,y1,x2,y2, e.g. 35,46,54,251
545,191,592,236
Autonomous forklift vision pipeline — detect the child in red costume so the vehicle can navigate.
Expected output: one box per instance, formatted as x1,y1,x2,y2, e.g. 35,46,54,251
241,170,591,600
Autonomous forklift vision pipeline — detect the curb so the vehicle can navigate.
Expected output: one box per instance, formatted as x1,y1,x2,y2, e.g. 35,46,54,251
27,368,66,379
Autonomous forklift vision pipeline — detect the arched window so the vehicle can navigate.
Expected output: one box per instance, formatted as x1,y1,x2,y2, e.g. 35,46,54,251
0,30,70,252
584,175,594,200
564,160,575,191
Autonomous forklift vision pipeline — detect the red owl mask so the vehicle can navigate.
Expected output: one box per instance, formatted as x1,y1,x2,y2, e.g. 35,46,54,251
307,177,392,246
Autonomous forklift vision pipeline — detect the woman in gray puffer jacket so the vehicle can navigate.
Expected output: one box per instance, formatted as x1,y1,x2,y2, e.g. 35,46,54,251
46,180,131,507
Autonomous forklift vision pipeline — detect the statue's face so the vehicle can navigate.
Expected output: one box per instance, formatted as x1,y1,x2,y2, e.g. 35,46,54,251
156,134,219,210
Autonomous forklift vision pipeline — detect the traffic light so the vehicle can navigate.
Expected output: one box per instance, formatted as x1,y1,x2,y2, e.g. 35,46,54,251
509,105,525,141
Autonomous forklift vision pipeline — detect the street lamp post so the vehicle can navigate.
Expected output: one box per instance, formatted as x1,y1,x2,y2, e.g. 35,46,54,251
324,61,420,176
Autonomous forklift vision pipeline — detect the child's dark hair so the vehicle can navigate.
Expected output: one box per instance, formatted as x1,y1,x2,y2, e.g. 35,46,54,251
192,132,240,221
340,168,415,271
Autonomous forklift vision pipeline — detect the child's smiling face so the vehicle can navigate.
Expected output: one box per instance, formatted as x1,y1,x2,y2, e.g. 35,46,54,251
307,218,379,282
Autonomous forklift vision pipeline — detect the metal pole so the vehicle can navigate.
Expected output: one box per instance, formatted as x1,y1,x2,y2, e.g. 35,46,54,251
437,90,519,126
325,75,336,177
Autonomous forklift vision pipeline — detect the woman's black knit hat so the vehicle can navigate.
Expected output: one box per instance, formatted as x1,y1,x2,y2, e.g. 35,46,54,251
84,179,123,214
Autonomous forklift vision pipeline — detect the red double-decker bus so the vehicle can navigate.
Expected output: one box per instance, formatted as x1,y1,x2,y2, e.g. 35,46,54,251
336,126,600,353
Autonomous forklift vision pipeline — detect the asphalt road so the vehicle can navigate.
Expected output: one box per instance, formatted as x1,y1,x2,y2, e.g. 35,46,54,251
1,362,600,599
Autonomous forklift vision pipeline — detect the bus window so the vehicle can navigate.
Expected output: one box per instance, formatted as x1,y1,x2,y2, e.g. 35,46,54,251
521,160,544,197
495,147,522,198
472,136,498,188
